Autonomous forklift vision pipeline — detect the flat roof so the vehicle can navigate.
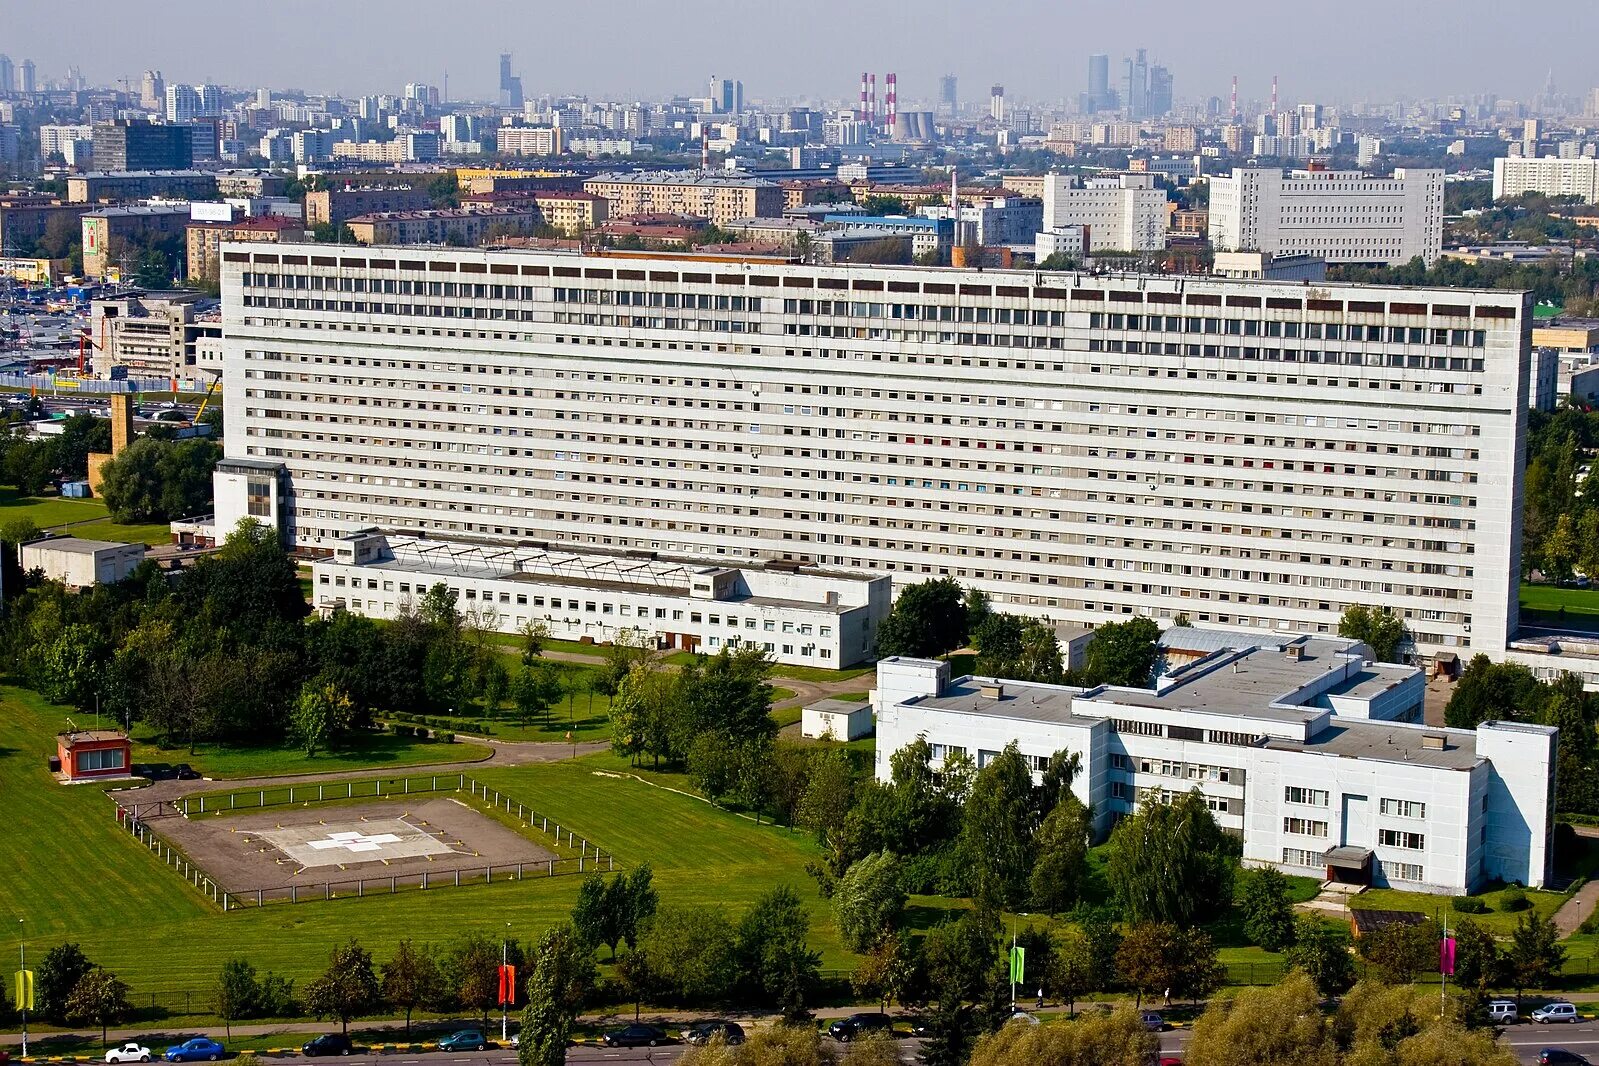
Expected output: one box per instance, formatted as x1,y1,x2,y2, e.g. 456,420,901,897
1264,720,1482,770
23,536,141,555
58,729,129,744
911,678,1098,728
805,698,870,715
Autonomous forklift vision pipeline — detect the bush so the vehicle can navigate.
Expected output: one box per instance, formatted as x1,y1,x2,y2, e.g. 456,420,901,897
1498,886,1530,912
1452,895,1488,914
414,727,431,740
435,731,455,744
1581,909,1599,935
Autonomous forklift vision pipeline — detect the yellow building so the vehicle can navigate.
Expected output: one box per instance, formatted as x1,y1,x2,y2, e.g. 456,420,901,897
0,256,69,284
582,172,783,226
186,216,308,282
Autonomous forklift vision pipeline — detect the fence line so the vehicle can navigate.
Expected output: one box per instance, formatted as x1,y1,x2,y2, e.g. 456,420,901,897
0,372,172,394
117,773,614,912
112,802,224,907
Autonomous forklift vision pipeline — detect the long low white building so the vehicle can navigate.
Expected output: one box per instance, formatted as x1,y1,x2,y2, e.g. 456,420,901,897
874,632,1556,895
311,530,889,667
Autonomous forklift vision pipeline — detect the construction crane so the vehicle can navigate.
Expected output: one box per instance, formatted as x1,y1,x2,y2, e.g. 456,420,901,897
193,373,221,427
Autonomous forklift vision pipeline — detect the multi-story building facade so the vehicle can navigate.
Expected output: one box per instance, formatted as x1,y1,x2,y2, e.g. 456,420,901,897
0,196,91,255
91,121,194,171
89,290,221,385
186,216,308,282
68,170,219,204
1493,156,1599,205
873,637,1556,895
305,186,433,228
1041,173,1167,252
345,205,542,246
304,531,889,668
1209,168,1444,267
582,173,784,226
497,126,563,157
81,205,192,279
39,124,94,159
215,246,1528,657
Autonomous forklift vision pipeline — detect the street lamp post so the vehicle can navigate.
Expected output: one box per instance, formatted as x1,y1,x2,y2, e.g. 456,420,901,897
501,922,511,1044
18,918,27,1061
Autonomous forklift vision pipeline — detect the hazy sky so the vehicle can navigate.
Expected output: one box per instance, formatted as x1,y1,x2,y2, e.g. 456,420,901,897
5,0,1595,107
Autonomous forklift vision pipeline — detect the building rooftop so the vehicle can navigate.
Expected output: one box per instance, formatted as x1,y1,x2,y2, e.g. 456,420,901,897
57,729,129,744
24,536,138,555
87,205,192,218
588,170,778,189
1264,719,1482,771
912,677,1098,727
73,170,212,180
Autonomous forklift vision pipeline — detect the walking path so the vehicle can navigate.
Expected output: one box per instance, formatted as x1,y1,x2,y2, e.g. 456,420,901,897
1554,824,1599,936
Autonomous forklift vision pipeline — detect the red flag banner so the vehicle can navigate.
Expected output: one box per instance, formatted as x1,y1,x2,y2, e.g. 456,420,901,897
498,964,517,1005
1440,934,1456,977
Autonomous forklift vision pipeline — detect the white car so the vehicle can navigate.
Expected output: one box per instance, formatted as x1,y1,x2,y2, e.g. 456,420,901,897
1533,1001,1580,1024
107,1044,153,1063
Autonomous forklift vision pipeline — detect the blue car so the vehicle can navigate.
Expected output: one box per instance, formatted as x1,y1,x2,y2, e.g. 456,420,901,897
164,1039,225,1062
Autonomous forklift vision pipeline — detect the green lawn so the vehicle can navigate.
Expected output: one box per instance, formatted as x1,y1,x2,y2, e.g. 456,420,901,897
65,517,175,545
0,683,846,999
658,650,875,684
129,726,492,779
1521,582,1599,632
1348,882,1565,936
0,485,110,529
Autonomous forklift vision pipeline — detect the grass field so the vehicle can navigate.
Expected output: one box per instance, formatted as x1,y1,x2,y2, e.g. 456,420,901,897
65,517,176,545
1521,582,1599,632
128,724,493,779
0,682,845,1001
1348,882,1565,935
0,484,110,528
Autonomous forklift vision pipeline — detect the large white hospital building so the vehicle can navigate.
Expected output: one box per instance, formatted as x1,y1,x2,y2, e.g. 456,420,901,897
213,245,1529,658
1209,167,1445,266
874,632,1556,895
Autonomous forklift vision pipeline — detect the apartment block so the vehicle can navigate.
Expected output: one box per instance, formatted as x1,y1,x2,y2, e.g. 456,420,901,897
497,126,563,157
81,205,191,279
305,531,890,668
0,196,91,254
874,635,1556,895
68,170,219,204
215,246,1528,657
305,186,433,228
1493,156,1599,204
91,120,194,171
582,172,784,226
345,205,542,246
1041,173,1168,252
187,216,308,282
1209,168,1444,266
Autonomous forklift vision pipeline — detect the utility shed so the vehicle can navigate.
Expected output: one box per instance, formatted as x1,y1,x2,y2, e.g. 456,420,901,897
801,698,874,741
20,537,146,588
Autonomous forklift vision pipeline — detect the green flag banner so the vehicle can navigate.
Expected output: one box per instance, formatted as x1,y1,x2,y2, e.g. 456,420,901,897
1009,946,1025,985
14,969,33,1011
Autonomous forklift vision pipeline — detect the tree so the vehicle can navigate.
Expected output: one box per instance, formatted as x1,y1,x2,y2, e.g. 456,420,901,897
518,924,595,1066
1505,912,1565,1005
1236,866,1298,952
212,959,262,1039
37,622,106,711
381,941,443,1035
64,969,132,1045
99,436,221,522
1451,917,1504,995
34,943,94,1024
519,620,550,666
291,682,354,756
1047,927,1095,1016
873,577,970,658
1544,513,1579,584
1284,918,1355,997
446,933,524,1030
1338,604,1408,663
955,741,1036,908
636,906,740,1007
1028,794,1093,915
615,864,658,952
1183,970,1336,1066
1106,790,1238,927
303,940,381,1034
1444,654,1548,730
1082,618,1160,687
571,874,610,955
1357,918,1440,985
966,1005,1157,1066
1117,923,1183,1007
735,885,821,1018
834,851,907,952
797,746,856,845
514,661,565,728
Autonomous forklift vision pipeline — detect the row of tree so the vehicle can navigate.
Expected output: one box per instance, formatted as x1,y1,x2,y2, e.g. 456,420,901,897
1521,408,1599,585
1,519,575,753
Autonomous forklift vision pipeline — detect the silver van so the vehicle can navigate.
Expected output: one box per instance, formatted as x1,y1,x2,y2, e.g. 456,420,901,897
1487,1000,1518,1024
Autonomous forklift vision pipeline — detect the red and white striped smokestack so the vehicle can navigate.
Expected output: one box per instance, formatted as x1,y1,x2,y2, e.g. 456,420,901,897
701,126,709,170
869,73,877,127
1271,74,1278,115
1231,75,1239,121
886,73,897,133
860,72,869,122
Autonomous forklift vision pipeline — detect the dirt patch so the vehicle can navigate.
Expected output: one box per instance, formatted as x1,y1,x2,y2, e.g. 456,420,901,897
154,797,556,895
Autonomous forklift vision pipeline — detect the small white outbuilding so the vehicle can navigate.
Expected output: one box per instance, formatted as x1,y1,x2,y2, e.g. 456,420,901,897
800,698,874,741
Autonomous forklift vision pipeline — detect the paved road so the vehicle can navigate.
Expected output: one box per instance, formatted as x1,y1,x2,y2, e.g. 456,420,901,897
1503,1018,1599,1063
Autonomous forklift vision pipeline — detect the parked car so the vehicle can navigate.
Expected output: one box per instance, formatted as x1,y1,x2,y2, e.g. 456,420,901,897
1487,1000,1519,1024
1141,1010,1166,1032
509,1034,519,1050
603,1024,668,1048
1540,1050,1591,1066
106,1044,152,1063
1534,1002,1581,1024
828,1013,893,1042
436,1031,489,1052
163,1039,225,1063
682,1021,745,1046
174,764,200,780
301,1034,353,1057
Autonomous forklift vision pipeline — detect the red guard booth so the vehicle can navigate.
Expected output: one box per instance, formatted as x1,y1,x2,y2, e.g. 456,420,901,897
57,729,132,781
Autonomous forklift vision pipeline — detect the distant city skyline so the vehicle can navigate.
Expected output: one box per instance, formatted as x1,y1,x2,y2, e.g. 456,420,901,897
5,0,1596,106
